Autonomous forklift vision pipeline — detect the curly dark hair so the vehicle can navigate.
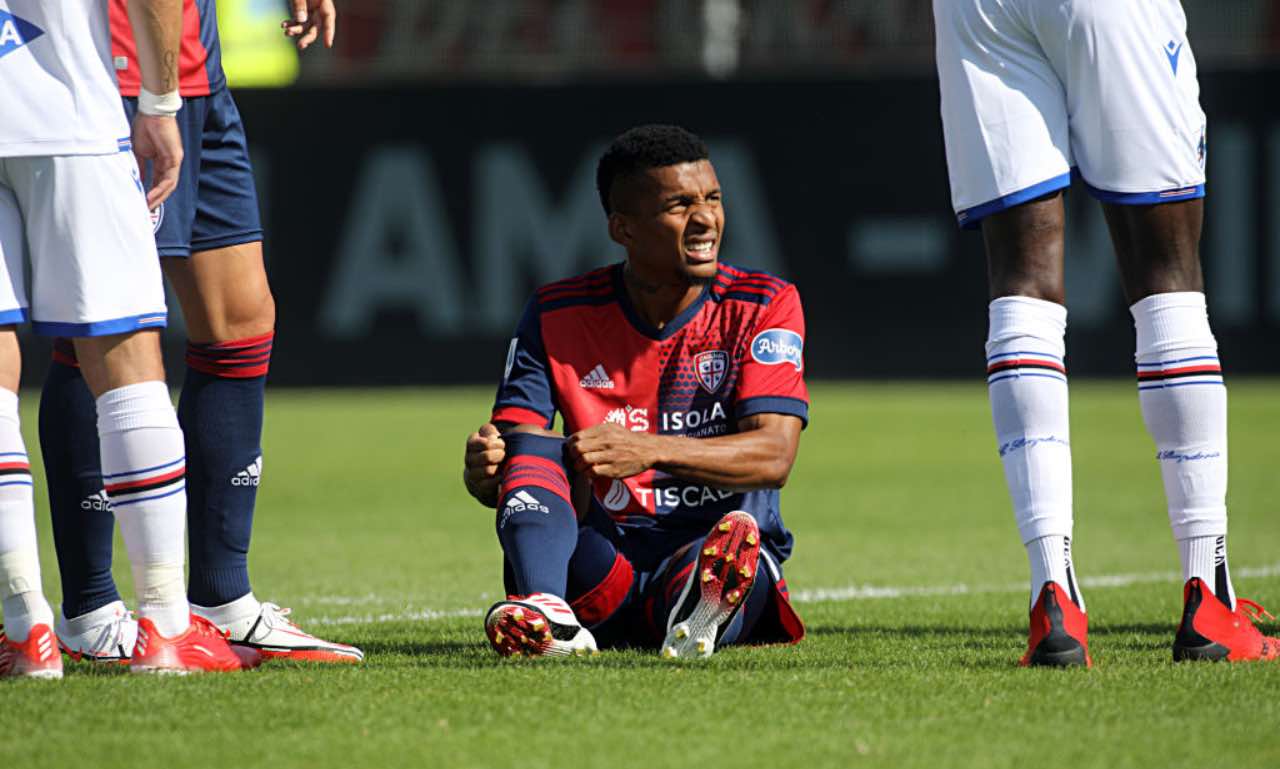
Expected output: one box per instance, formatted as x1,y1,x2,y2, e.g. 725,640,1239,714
596,124,710,214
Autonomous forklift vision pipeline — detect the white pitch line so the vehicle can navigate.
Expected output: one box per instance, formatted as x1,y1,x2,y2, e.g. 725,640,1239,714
301,563,1280,627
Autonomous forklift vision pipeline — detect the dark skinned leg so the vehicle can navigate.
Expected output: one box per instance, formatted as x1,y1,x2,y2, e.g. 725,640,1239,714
1101,198,1204,304
982,191,1067,302
980,191,1084,662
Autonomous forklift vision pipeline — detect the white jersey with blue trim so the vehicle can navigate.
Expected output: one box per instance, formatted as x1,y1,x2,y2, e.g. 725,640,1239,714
0,0,130,157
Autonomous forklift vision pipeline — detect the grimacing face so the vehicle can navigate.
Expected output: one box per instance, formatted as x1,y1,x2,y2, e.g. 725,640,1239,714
608,159,724,285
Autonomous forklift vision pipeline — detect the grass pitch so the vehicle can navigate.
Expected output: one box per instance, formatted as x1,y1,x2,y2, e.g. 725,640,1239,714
3,381,1279,769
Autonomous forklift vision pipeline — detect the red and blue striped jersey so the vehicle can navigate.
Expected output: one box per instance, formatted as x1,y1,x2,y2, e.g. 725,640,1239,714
492,262,809,569
109,0,223,97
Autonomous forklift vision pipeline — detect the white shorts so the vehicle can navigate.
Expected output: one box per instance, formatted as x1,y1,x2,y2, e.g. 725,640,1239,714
934,0,1207,228
0,148,167,336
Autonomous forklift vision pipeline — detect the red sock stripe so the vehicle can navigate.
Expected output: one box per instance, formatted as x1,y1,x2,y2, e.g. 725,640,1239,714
52,338,78,368
986,359,1067,376
500,455,571,505
570,553,635,626
1136,363,1222,380
104,465,185,494
186,331,274,379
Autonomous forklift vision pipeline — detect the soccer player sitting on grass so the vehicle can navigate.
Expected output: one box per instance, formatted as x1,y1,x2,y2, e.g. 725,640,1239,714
462,125,807,658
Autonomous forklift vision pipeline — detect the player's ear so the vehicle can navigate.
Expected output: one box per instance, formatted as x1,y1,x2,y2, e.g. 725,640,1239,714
607,212,631,247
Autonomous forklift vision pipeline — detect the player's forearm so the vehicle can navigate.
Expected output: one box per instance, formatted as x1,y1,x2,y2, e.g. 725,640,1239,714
128,0,183,95
650,431,795,491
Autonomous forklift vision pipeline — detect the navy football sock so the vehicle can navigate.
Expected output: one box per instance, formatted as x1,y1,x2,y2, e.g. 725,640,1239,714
495,433,578,598
39,345,121,619
181,333,272,607
566,527,634,627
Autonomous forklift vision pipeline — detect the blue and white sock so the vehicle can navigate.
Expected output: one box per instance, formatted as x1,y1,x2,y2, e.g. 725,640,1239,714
98,382,189,638
1132,291,1233,608
0,388,54,642
986,296,1080,609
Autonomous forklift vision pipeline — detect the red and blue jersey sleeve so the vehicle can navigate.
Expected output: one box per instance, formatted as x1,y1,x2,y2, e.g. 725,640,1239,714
491,299,557,429
735,285,809,426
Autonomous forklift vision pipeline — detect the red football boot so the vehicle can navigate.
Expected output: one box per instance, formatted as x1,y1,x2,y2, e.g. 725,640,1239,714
0,624,63,679
1173,578,1279,662
131,614,260,674
660,510,762,660
1020,581,1092,668
485,593,598,658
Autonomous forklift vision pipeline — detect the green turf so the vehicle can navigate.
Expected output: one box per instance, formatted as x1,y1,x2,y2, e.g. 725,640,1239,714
3,381,1279,769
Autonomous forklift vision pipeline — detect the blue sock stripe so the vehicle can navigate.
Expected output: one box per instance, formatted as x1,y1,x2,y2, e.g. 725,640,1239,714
101,455,186,480
108,483,186,507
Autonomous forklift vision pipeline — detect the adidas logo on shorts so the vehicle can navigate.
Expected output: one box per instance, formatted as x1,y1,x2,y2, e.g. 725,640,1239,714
232,456,263,487
579,364,615,390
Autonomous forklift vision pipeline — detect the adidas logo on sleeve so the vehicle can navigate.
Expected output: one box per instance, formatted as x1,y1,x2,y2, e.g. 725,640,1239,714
579,364,615,390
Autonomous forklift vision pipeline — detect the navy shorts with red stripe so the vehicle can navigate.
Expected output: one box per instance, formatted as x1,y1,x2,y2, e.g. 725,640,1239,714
124,86,262,258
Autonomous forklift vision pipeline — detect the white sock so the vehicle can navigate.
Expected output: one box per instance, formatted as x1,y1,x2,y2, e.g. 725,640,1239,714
1026,535,1084,611
0,389,53,642
191,592,261,629
97,382,190,638
1179,535,1234,607
1131,292,1233,608
986,297,1077,606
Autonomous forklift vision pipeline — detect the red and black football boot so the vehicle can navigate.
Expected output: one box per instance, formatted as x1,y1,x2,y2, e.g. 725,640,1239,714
1172,578,1279,662
1020,581,1091,668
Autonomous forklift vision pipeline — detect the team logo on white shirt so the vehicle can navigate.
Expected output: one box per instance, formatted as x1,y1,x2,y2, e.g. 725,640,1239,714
0,11,43,61
694,350,728,393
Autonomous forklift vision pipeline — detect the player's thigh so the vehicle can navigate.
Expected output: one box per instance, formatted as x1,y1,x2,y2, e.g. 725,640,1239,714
1033,0,1206,203
161,88,271,344
162,241,274,343
0,175,29,391
933,0,1072,229
1102,198,1204,304
13,154,167,333
8,153,168,392
0,177,31,331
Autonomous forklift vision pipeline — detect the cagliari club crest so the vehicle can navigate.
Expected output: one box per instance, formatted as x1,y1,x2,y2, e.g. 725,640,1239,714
694,350,728,393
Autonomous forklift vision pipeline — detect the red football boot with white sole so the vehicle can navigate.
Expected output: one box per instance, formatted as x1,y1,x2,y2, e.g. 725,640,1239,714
661,510,762,660
0,624,63,679
485,593,598,657
1020,581,1092,668
1173,578,1278,662
131,614,260,674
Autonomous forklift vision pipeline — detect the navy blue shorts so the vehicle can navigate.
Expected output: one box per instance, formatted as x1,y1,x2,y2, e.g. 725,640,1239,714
123,87,263,258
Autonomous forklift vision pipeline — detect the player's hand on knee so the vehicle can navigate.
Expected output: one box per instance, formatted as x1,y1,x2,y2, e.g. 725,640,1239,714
463,423,504,508
567,423,656,480
283,0,337,50
132,114,183,210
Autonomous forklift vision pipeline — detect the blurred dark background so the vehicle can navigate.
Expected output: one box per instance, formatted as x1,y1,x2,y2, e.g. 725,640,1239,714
60,1,1280,385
